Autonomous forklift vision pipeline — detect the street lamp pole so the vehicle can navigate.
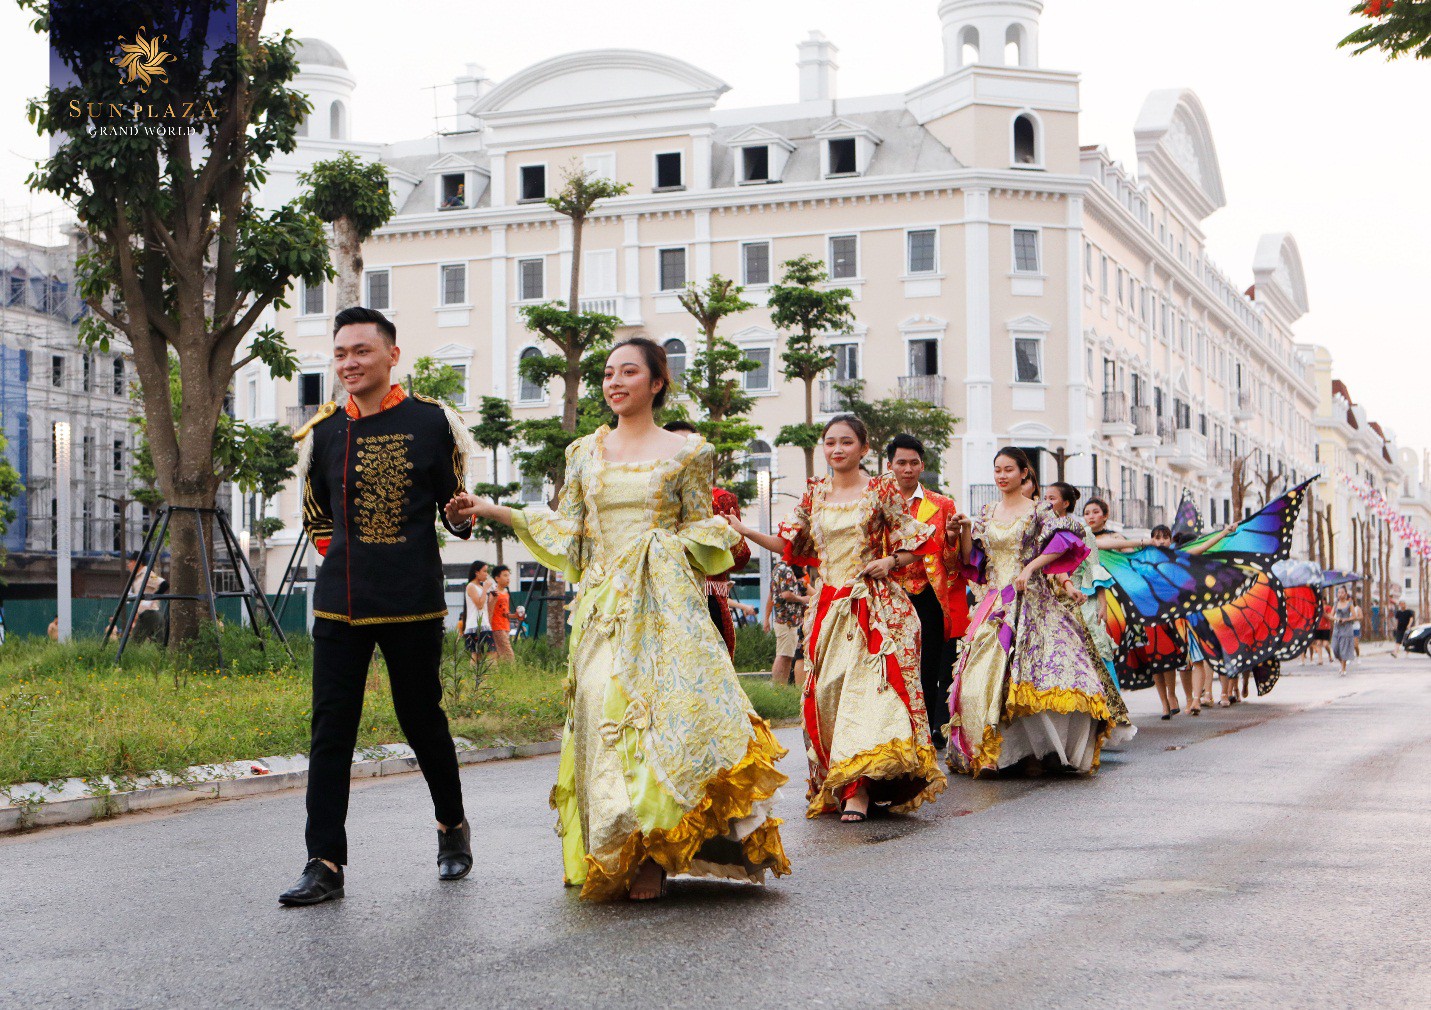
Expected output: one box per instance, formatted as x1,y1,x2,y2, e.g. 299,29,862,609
54,421,72,642
756,470,771,627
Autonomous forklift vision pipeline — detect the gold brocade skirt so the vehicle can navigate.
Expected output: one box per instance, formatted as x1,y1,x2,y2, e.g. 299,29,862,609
554,607,791,901
803,585,945,817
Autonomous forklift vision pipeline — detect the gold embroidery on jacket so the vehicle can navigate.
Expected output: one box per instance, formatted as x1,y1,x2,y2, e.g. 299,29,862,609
353,432,414,544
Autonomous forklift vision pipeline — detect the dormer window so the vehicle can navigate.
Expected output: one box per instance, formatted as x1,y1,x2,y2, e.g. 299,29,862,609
827,138,856,176
654,151,684,191
741,146,770,184
440,173,466,210
814,118,883,178
1012,112,1041,168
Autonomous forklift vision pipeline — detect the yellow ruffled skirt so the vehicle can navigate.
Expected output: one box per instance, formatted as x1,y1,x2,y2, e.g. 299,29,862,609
552,604,791,902
804,588,946,817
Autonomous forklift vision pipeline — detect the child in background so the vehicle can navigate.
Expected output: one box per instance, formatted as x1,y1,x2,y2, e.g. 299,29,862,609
488,565,515,663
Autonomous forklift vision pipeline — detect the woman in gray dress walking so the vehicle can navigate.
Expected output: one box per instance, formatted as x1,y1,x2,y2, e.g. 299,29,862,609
1330,587,1357,675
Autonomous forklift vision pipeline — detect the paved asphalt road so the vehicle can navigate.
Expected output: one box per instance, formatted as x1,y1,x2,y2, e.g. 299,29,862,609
5,652,1430,1010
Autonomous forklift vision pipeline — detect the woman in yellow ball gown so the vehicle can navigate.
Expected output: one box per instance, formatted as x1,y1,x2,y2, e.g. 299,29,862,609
459,338,788,901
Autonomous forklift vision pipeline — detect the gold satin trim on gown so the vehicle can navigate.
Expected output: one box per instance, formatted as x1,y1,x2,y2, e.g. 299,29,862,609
962,683,1115,776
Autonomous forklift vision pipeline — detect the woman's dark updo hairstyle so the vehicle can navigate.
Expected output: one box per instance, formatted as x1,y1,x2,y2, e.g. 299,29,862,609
1085,497,1110,518
822,413,869,446
1050,481,1081,510
610,336,673,410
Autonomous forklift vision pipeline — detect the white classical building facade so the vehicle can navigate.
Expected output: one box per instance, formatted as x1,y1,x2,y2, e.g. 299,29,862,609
242,1,1343,588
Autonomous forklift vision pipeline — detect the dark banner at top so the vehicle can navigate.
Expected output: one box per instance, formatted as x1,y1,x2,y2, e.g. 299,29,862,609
47,0,239,153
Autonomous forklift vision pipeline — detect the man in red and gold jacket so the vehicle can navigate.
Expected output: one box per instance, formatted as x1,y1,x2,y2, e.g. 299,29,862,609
886,433,968,748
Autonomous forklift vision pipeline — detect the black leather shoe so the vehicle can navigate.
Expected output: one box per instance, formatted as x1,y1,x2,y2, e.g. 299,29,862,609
279,858,344,906
437,821,473,881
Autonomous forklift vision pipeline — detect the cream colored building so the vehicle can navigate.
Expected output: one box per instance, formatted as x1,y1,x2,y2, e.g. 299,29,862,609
242,2,1341,589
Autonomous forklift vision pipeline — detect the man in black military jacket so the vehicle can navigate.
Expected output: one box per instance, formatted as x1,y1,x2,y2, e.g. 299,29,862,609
280,307,477,906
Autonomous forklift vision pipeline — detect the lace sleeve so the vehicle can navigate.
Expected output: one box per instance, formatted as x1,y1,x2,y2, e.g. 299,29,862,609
512,438,588,584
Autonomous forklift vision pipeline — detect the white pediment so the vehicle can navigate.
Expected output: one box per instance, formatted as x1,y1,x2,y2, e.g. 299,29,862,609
430,342,476,360
727,125,796,152
730,324,777,342
1005,313,1051,333
1008,421,1054,439
1251,232,1309,320
296,351,331,366
813,117,883,145
900,314,948,332
427,153,487,175
473,50,729,120
1133,89,1226,221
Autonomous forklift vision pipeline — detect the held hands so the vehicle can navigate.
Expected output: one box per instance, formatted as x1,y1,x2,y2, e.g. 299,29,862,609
945,510,969,539
445,491,479,526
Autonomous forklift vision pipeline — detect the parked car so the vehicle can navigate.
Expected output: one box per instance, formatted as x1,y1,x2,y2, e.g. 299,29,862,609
1402,623,1431,655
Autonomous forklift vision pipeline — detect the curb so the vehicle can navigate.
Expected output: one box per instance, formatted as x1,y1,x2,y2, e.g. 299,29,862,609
0,739,563,836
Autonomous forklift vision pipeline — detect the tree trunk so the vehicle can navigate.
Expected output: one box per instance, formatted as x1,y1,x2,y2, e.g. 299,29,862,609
254,496,268,595
333,215,362,311
802,376,816,479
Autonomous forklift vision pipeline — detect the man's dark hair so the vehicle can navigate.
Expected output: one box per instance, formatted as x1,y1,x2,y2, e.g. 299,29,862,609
886,433,926,461
333,306,397,345
663,420,697,434
1150,524,1172,539
492,564,510,579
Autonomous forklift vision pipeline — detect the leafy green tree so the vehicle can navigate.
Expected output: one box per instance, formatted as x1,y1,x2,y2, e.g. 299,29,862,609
227,422,298,593
767,255,855,478
299,152,395,309
1341,1,1431,59
406,356,466,409
673,274,759,499
830,381,960,475
23,0,329,645
515,165,629,645
469,396,523,564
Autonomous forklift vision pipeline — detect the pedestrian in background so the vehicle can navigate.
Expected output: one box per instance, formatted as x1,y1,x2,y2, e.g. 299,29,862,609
1331,587,1357,674
764,559,809,688
1391,595,1415,658
461,560,490,664
488,564,515,663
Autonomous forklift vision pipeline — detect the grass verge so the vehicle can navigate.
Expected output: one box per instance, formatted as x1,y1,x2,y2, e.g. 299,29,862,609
0,626,796,788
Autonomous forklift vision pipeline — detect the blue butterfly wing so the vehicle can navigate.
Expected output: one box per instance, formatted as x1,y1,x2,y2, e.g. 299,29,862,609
1102,546,1255,626
1187,477,1315,565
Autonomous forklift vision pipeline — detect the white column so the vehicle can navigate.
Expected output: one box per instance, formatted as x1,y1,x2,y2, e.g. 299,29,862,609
490,224,509,396
489,152,507,207
692,130,713,192
1064,194,1093,485
623,215,642,324
961,188,994,507
54,421,72,642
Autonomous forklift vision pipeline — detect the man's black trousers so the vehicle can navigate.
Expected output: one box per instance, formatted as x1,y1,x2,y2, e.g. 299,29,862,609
306,617,466,864
909,585,958,747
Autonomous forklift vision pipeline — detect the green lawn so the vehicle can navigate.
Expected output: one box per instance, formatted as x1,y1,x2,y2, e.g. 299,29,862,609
0,626,799,788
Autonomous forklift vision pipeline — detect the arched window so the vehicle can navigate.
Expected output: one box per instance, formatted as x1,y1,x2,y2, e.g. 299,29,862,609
1013,113,1038,165
1004,24,1026,66
329,100,346,140
959,26,980,67
663,338,687,390
518,347,544,402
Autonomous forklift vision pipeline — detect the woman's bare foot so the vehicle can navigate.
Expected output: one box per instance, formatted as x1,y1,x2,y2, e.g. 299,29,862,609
628,859,666,901
841,784,871,822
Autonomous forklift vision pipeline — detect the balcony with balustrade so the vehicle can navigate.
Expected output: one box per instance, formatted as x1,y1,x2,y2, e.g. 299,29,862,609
1101,391,1133,438
1130,403,1158,447
578,295,643,327
1233,387,1253,421
1118,498,1167,530
818,378,860,414
1156,420,1209,472
898,374,945,407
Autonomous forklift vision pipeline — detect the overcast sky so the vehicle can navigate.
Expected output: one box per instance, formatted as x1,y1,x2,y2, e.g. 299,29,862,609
2,1,1426,460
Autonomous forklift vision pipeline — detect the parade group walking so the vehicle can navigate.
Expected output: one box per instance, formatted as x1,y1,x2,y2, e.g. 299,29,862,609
278,307,1329,906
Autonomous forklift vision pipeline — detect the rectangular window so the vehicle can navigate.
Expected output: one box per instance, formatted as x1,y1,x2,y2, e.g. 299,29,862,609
113,357,125,396
826,137,857,176
829,235,858,279
302,279,324,316
298,372,324,408
658,247,687,291
906,229,937,274
908,339,938,377
1117,268,1126,305
1012,229,1040,273
365,269,390,310
440,264,467,306
82,434,94,470
584,250,617,296
520,472,547,505
440,173,466,209
832,343,860,381
742,242,771,287
518,258,545,301
741,146,769,183
742,347,773,391
51,355,63,388
1100,255,1109,297
1013,337,1042,383
113,439,124,472
449,363,469,407
519,164,546,202
654,151,684,190
583,152,615,182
